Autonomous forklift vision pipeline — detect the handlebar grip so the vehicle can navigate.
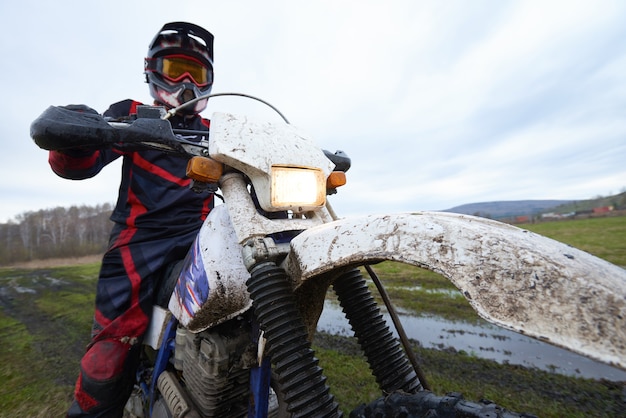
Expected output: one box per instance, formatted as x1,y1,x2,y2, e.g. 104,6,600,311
30,106,118,151
324,149,351,172
30,105,179,151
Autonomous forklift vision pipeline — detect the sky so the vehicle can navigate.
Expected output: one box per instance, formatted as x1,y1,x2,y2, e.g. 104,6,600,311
1,0,625,223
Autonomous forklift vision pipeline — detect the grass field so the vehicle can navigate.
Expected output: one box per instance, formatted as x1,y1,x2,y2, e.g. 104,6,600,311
0,263,99,417
519,216,626,267
0,216,624,417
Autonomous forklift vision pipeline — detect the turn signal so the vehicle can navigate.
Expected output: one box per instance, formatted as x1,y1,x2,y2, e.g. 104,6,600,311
327,171,347,189
186,156,223,183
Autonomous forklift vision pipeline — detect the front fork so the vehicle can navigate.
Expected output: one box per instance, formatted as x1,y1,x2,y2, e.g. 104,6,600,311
332,268,422,394
247,261,341,417
243,236,422,417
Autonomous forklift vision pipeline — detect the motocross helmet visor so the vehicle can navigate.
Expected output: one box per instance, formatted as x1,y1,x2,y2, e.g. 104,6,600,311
146,54,213,87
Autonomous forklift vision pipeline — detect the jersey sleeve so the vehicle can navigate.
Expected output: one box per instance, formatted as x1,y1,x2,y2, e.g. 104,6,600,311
48,148,121,179
47,99,143,180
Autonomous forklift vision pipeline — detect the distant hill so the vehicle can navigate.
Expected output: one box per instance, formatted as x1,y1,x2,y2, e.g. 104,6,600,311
548,191,626,214
443,200,572,219
443,191,626,220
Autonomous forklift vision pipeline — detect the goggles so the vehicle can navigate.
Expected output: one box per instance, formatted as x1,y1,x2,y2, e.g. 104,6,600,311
147,54,213,86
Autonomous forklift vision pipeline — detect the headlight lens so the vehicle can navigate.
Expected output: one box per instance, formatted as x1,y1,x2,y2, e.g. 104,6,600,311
271,166,326,209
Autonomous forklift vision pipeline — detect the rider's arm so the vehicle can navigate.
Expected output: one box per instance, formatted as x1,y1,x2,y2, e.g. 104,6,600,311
48,148,120,180
47,100,141,180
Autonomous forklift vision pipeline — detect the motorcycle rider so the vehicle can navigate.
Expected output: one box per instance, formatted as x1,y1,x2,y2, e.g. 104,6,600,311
46,22,216,417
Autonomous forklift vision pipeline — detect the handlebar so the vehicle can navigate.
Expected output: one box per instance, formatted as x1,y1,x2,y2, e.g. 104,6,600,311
31,104,351,172
30,105,209,157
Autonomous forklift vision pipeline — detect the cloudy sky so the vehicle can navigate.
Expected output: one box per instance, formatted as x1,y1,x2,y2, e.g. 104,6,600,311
1,0,625,222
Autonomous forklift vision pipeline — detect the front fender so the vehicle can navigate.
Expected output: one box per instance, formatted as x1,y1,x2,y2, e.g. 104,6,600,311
284,211,626,370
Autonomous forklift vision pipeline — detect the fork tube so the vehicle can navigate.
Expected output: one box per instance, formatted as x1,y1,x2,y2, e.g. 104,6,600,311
333,268,424,393
247,261,342,417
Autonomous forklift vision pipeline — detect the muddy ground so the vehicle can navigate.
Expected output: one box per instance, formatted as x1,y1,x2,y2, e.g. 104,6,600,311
4,254,103,270
0,262,94,386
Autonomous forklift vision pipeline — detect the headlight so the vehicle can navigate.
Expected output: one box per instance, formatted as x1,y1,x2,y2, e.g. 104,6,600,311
271,166,326,210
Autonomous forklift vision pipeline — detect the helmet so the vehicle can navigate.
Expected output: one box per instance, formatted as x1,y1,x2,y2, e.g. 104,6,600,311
144,22,214,114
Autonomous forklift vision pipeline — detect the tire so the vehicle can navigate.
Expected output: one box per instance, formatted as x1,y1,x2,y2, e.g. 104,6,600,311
349,391,537,418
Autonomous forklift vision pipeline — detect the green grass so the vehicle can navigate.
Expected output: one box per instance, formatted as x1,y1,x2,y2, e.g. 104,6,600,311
356,263,484,323
363,261,456,290
0,264,98,418
384,286,477,321
36,262,102,283
314,345,380,412
519,216,626,267
36,291,94,333
0,312,73,417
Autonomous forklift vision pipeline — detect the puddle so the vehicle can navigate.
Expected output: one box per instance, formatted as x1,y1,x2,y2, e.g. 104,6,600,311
14,286,37,294
0,275,70,307
1,275,68,291
395,286,461,297
317,300,626,381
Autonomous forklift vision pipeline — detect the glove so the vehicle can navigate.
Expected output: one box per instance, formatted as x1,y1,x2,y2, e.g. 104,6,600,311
54,105,101,155
31,104,108,152
61,104,99,114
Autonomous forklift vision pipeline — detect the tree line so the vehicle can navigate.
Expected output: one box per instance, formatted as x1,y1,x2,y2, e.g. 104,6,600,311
0,203,114,266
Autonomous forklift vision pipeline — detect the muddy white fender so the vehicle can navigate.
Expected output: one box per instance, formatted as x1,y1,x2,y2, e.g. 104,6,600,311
283,211,626,370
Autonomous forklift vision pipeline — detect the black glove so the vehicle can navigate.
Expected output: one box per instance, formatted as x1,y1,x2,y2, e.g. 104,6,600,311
60,104,99,114
52,105,100,155
31,104,109,152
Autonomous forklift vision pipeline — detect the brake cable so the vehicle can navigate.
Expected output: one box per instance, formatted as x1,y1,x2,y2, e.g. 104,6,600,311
364,264,431,391
163,92,290,124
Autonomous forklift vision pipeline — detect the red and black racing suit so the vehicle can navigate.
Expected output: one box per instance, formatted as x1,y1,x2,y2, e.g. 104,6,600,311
50,100,213,417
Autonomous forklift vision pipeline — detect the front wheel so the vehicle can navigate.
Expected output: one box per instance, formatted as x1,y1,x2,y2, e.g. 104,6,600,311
350,391,537,418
